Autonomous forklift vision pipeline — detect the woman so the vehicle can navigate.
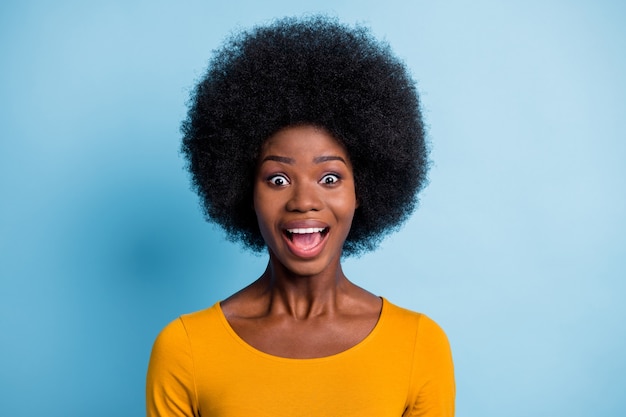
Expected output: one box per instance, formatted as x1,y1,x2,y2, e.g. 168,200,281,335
147,15,455,416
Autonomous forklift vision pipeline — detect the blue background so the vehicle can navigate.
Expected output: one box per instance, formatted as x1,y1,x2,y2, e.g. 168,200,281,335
1,1,624,416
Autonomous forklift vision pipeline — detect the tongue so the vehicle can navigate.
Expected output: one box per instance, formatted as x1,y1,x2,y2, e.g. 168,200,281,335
291,232,323,250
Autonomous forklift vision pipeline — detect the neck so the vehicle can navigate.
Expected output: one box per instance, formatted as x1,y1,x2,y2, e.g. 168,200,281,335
257,254,349,319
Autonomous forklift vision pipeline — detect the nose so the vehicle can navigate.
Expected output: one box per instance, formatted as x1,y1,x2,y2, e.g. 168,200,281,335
285,181,322,212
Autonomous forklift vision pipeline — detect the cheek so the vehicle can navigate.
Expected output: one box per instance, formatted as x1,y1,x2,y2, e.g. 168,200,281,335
344,185,359,210
252,190,278,232
332,192,358,222
252,184,267,215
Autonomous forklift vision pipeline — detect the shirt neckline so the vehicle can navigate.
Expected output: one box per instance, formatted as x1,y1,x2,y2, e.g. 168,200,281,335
214,297,388,363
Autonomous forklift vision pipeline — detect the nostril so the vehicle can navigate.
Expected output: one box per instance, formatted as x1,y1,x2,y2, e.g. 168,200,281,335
286,187,323,212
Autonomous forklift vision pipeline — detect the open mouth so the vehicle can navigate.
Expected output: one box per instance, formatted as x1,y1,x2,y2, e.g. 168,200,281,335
285,227,329,239
284,227,329,252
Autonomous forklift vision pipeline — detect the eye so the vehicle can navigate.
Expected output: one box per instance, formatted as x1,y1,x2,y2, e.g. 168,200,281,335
268,174,289,186
320,174,340,185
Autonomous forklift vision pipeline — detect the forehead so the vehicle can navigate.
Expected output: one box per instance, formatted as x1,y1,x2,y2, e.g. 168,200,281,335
260,125,349,158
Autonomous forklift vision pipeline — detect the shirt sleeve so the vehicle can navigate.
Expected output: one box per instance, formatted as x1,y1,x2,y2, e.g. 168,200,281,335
406,315,455,417
146,318,199,417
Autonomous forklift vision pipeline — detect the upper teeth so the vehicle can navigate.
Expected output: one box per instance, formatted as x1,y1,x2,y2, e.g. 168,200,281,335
287,227,325,234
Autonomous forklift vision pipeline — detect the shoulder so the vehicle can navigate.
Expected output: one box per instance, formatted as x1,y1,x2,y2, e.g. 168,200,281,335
383,300,449,339
179,303,222,332
146,304,225,415
382,300,453,371
150,304,222,355
382,301,455,416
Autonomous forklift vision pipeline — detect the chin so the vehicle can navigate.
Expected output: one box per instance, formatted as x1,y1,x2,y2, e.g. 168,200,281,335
270,250,340,278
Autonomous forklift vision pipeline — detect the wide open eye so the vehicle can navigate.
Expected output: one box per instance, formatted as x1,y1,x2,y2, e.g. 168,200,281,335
268,174,289,186
320,174,340,185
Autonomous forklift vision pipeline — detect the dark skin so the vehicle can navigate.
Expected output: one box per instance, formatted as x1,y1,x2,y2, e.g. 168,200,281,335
220,125,382,359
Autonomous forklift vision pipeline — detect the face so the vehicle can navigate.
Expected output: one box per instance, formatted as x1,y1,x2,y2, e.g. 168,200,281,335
253,125,358,277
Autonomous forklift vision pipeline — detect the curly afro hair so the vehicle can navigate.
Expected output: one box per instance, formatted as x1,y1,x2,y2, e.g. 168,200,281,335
181,15,429,256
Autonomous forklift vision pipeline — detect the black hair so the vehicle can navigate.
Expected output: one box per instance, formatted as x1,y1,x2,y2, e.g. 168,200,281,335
181,15,429,256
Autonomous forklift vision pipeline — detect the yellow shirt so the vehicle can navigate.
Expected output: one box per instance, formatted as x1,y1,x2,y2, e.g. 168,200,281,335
146,298,455,416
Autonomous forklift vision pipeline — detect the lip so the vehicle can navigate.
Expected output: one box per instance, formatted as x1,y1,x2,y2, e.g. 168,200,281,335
281,219,330,259
282,219,329,230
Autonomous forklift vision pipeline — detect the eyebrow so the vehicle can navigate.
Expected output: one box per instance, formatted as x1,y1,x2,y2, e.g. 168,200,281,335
313,155,347,164
261,155,347,165
262,155,295,164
